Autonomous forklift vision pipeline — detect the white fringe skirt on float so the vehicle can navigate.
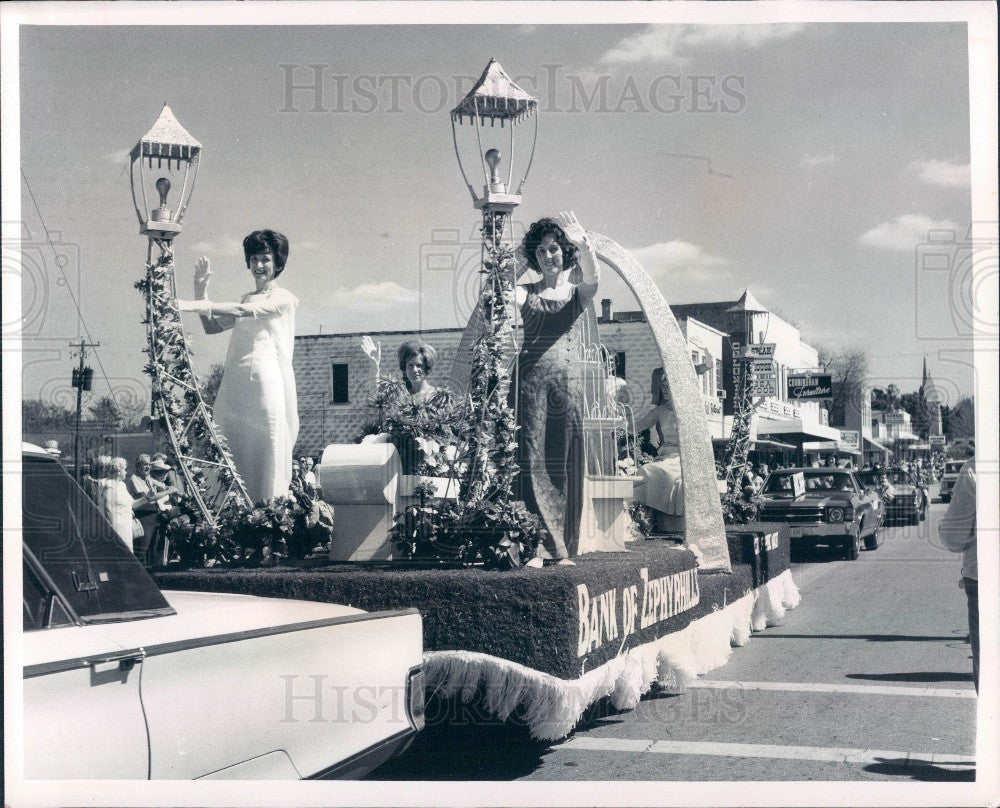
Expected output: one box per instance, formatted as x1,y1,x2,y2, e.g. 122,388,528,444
422,569,801,742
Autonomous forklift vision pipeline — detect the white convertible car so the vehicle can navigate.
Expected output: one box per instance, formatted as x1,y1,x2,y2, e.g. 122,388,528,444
20,444,424,780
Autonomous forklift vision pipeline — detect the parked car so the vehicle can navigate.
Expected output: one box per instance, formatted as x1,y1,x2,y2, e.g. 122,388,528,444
755,467,883,559
939,459,966,503
858,467,929,525
21,443,424,780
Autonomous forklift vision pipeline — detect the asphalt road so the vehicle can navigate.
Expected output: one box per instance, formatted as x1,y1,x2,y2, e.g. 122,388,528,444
377,488,977,782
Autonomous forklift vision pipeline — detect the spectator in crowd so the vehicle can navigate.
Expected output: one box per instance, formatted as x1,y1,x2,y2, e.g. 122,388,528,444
148,454,183,567
127,453,172,565
302,455,317,492
100,456,155,553
44,439,61,457
939,457,978,691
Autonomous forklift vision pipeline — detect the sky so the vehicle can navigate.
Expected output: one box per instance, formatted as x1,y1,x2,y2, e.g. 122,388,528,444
11,15,988,419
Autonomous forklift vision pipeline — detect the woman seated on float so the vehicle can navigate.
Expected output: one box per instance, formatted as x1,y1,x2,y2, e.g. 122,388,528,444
632,367,685,534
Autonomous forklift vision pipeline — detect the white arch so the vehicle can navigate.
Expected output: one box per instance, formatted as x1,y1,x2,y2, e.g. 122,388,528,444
448,231,731,572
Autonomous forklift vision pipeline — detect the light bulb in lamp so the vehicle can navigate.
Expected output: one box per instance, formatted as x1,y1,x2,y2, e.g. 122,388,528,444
151,177,172,222
484,149,506,193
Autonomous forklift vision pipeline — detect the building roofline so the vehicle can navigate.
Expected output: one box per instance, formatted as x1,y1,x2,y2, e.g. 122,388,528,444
297,326,466,340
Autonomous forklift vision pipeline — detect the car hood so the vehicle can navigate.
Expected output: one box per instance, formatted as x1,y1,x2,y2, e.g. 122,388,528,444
759,493,852,507
884,484,918,496
24,591,365,668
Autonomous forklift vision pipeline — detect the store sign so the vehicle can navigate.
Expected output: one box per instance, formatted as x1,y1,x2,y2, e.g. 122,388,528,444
735,342,776,359
751,359,775,375
787,373,833,400
929,435,947,446
840,430,860,449
749,376,778,397
884,412,906,425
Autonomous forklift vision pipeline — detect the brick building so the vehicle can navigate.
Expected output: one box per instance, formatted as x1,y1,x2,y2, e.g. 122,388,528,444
291,301,727,455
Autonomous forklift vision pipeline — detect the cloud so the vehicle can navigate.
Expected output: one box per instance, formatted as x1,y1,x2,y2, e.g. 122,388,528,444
801,152,836,167
906,160,971,188
600,23,805,65
631,241,729,279
326,281,418,309
858,214,958,252
104,148,131,165
188,238,245,258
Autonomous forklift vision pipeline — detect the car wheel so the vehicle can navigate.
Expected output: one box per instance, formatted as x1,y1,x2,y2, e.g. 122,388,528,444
940,494,951,503
908,512,920,526
845,531,861,560
864,528,879,550
919,506,926,522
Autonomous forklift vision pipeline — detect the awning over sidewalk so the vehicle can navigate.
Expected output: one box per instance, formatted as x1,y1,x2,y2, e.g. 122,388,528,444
712,437,797,452
863,436,892,454
802,440,862,457
755,418,842,443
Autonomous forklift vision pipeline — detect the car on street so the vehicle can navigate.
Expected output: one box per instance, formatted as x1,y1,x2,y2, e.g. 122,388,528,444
858,467,929,525
939,459,966,503
21,443,425,780
755,467,883,559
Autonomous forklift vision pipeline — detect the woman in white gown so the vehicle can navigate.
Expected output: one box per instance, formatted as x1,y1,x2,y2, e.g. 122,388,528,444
177,230,299,504
632,368,685,532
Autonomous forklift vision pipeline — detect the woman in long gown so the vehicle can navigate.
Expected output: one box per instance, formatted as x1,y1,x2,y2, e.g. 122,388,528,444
632,368,685,533
177,229,299,504
515,212,600,566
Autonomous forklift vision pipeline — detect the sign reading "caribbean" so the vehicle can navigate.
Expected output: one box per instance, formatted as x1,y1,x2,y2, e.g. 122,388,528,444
577,567,700,656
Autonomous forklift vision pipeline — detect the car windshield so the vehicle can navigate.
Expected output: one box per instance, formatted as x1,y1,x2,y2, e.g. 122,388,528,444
764,471,855,494
885,470,913,485
22,453,174,630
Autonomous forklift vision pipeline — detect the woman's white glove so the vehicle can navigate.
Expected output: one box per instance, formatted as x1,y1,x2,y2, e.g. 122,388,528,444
360,335,381,378
553,211,587,246
194,256,212,300
554,210,599,285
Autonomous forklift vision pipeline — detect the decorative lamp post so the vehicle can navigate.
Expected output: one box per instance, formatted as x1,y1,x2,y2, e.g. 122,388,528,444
128,105,252,545
448,61,538,551
129,104,202,249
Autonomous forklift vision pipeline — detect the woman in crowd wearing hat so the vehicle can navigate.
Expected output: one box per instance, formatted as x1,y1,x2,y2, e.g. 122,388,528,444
631,368,685,533
177,229,299,504
514,211,600,566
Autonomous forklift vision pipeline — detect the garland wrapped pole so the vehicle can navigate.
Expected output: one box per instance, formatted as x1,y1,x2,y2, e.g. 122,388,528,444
442,61,542,566
128,106,259,563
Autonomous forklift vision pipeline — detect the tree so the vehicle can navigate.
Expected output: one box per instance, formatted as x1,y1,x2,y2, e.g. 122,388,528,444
817,345,870,425
943,397,975,441
88,395,123,432
22,399,75,432
897,391,930,439
199,363,225,408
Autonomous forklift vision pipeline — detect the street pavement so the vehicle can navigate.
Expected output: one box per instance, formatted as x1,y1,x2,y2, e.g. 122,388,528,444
377,488,977,782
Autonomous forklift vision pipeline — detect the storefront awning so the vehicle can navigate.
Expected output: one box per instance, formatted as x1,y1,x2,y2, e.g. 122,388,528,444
755,418,842,443
863,436,891,454
712,437,797,452
803,440,862,456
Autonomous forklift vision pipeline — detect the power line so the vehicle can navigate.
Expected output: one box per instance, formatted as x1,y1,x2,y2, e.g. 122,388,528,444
20,169,129,414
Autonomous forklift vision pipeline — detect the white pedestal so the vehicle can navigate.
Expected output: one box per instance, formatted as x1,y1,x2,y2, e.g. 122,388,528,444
577,475,640,555
318,443,400,561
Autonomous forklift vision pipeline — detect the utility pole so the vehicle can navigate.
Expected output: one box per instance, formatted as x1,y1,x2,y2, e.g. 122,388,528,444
69,339,99,479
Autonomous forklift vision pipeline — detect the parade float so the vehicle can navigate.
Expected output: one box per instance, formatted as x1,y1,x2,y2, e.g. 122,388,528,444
142,63,800,741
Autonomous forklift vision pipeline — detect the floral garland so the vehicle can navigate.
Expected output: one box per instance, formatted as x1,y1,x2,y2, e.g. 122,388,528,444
136,248,325,567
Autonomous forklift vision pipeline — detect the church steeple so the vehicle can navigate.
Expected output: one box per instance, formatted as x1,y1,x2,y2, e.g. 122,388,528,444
919,355,943,437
